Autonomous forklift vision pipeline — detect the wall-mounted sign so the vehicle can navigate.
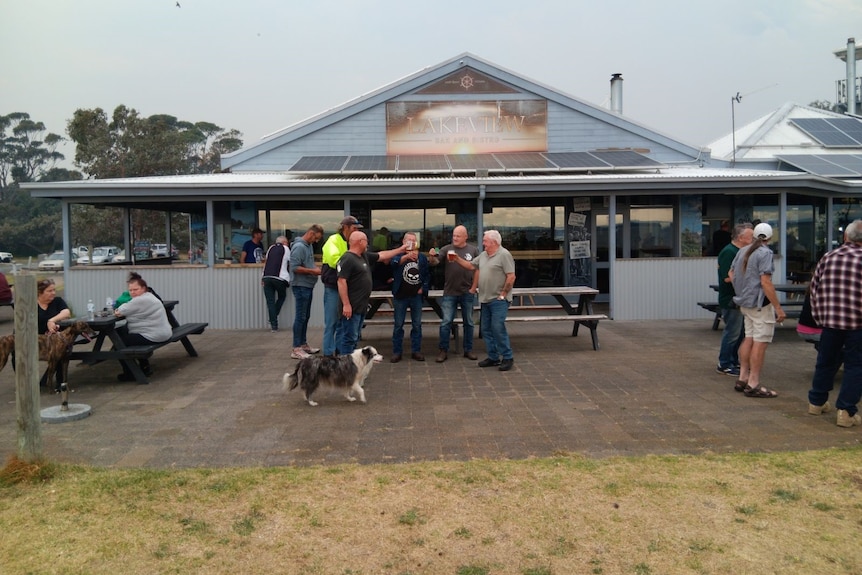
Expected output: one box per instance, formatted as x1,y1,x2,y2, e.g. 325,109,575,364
386,100,547,155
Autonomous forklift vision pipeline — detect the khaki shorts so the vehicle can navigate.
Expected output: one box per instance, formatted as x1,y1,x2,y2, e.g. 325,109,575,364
740,304,776,343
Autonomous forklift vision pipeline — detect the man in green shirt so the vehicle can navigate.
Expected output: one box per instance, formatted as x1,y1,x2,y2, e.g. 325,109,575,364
715,223,752,377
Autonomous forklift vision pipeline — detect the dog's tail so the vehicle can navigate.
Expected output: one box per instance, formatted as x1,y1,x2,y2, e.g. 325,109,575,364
283,369,299,392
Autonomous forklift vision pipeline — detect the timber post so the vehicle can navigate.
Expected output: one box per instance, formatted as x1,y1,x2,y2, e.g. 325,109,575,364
15,275,41,461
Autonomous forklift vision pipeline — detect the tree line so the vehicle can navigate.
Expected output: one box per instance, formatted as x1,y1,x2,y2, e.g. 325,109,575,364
0,107,243,257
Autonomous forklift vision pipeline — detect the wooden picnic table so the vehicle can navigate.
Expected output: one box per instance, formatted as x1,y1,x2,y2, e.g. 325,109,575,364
366,286,606,350
61,300,207,384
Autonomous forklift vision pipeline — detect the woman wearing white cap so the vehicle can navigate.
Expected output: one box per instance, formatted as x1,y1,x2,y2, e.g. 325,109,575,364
729,222,786,398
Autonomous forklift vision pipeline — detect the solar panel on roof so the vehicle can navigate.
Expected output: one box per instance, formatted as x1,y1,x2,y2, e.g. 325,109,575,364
343,156,397,172
446,154,503,171
288,156,348,172
789,118,859,147
822,154,862,173
544,152,610,169
776,154,858,177
825,118,862,145
493,152,557,171
397,155,450,172
589,150,663,168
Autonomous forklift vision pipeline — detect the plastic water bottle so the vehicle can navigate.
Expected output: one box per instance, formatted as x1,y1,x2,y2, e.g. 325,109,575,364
106,297,114,311
87,299,95,320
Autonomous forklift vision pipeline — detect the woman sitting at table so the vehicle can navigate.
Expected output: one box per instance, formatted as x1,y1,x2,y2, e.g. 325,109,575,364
37,278,72,388
114,272,171,381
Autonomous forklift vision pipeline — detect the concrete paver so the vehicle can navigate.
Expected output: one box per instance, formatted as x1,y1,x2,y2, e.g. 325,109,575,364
1,309,859,468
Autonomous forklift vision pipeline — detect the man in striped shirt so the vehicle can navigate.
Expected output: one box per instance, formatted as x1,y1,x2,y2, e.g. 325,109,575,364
807,219,862,427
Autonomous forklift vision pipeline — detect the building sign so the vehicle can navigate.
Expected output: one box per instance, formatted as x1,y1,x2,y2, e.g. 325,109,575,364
386,100,547,155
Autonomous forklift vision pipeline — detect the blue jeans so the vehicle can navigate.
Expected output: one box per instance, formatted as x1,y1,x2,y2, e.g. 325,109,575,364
292,285,314,348
439,293,475,352
480,298,512,361
323,287,340,356
393,294,423,355
338,313,365,355
809,327,862,415
717,305,744,368
262,277,288,329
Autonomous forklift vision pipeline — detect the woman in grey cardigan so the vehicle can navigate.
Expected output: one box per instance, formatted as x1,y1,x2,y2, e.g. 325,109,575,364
114,272,171,381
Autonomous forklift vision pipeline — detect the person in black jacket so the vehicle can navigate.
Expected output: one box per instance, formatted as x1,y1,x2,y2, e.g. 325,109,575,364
261,236,290,332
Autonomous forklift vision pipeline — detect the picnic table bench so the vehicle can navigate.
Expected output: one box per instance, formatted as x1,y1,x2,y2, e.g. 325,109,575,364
366,286,607,350
63,300,207,384
702,283,806,330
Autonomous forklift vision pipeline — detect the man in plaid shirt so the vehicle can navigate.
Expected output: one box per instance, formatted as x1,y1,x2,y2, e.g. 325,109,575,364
807,219,862,427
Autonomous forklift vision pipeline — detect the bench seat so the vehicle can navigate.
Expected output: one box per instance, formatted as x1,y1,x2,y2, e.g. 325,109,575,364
699,301,802,330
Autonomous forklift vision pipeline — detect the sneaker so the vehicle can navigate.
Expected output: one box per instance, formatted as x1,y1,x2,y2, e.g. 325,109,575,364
302,344,320,354
291,347,310,360
808,401,832,415
499,358,514,372
836,409,862,428
716,365,740,377
478,358,501,368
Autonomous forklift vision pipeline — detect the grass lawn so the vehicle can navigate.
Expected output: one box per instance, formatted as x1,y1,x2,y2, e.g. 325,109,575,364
2,448,861,574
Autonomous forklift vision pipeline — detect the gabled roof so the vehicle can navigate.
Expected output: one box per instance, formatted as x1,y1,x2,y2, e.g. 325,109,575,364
221,53,705,169
707,102,858,162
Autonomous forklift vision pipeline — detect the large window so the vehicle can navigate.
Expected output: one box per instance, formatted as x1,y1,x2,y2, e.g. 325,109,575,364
630,201,673,258
484,205,565,287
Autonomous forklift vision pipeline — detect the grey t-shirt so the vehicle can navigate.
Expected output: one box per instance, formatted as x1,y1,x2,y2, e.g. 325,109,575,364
731,244,774,308
473,247,516,304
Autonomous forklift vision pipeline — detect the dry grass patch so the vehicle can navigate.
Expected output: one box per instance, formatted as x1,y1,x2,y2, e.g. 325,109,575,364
1,449,861,574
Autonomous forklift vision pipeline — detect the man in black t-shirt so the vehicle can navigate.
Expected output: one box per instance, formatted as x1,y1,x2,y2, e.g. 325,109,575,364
336,231,405,355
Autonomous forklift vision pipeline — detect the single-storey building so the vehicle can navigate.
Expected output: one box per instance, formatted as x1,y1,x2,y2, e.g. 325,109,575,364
26,53,862,328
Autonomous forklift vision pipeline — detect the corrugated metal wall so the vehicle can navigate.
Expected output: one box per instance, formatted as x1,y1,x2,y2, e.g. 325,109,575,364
613,258,719,321
65,266,326,330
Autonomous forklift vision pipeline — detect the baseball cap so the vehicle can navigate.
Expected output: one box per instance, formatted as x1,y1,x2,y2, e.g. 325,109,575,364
340,216,363,229
753,222,773,240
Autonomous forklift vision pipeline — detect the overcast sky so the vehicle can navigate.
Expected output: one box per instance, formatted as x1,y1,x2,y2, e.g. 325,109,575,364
2,0,860,167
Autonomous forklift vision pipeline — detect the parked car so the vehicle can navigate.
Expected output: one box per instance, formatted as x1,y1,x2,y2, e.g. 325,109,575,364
112,250,126,263
151,243,169,257
0,252,13,263
74,246,89,257
78,246,120,265
38,251,77,271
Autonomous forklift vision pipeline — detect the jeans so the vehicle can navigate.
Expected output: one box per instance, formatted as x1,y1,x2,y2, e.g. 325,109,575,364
323,286,340,356
292,285,314,348
262,278,288,329
393,294,423,355
809,327,862,415
338,313,365,355
480,298,512,361
717,305,744,368
439,293,475,352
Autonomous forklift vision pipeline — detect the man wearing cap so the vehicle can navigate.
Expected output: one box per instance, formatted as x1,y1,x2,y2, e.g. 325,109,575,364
730,222,786,398
321,216,363,356
336,230,406,355
240,227,265,264
806,220,862,427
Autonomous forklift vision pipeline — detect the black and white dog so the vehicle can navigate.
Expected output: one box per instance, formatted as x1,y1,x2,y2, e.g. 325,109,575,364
284,346,383,406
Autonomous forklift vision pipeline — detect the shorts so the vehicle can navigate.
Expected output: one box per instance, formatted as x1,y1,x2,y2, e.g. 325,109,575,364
740,304,776,343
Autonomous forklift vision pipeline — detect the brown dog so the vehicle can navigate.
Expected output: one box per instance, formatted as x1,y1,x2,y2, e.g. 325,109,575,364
0,321,94,390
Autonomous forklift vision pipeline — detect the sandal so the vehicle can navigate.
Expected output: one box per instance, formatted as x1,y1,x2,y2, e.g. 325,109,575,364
734,380,747,393
744,385,778,398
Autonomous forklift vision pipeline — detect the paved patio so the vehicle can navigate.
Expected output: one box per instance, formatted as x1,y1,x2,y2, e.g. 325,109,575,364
1,306,858,468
